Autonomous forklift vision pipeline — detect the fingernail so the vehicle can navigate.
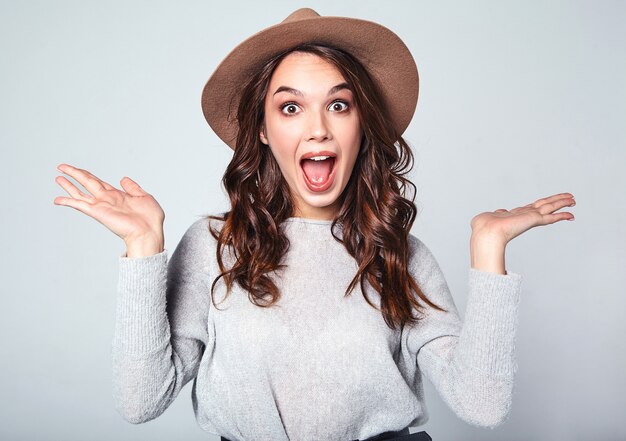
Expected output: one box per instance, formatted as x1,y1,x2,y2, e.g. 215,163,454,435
568,216,575,221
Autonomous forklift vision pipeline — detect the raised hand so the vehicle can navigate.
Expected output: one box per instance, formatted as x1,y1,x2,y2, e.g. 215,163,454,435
54,164,165,256
470,192,576,246
466,192,576,274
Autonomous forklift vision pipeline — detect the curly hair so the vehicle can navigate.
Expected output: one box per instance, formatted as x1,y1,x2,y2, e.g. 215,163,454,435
207,42,446,330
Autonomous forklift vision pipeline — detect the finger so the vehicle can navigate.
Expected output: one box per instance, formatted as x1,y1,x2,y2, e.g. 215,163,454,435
57,164,107,196
537,197,576,215
57,164,118,190
53,196,94,215
120,176,146,197
532,192,574,208
540,212,575,225
55,175,93,201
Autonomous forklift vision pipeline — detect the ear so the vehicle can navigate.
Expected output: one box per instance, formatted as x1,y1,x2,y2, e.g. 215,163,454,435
259,126,269,145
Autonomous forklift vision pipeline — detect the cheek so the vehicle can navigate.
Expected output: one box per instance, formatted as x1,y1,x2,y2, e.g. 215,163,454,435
265,120,301,167
267,137,297,177
340,122,362,162
265,113,300,144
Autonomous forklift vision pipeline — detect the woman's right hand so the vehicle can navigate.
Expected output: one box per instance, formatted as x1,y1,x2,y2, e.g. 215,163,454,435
54,163,165,256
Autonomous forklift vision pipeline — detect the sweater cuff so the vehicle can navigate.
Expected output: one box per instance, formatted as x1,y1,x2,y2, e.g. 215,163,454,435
456,268,523,378
114,249,171,354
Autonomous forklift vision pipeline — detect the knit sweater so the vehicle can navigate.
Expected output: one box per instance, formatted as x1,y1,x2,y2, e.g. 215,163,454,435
112,216,522,441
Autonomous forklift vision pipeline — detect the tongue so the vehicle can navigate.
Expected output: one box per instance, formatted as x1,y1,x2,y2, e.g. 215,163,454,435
301,158,333,185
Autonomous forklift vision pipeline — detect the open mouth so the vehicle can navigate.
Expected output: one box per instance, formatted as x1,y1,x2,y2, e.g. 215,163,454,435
300,152,337,192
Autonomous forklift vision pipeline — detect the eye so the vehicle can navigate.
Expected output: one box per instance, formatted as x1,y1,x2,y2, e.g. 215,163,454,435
328,100,349,112
280,102,301,115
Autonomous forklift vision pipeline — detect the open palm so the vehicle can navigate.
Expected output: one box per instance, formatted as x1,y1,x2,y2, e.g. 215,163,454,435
470,192,576,244
53,164,165,244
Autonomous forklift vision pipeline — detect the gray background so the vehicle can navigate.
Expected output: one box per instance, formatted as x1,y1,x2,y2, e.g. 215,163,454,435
2,0,624,440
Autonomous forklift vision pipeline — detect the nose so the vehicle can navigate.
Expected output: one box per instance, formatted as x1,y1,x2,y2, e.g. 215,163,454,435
306,108,331,143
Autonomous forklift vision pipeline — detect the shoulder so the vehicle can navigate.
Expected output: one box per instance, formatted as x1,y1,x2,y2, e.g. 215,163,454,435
184,214,225,239
168,215,226,275
407,232,444,279
406,233,457,310
176,214,226,255
408,232,435,262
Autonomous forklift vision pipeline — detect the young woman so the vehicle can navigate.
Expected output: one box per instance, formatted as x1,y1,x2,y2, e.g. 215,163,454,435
53,8,576,441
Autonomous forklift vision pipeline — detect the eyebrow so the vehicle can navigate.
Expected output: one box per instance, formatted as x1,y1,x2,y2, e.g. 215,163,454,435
272,82,351,97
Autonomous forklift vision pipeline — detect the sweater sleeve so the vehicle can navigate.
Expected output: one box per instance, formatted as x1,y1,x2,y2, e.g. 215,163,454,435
111,218,213,424
407,235,522,428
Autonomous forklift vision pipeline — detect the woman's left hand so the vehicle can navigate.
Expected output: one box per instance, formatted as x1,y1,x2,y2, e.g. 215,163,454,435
470,192,576,246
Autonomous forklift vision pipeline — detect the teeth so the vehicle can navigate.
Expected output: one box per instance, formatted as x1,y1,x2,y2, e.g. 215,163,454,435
307,155,331,161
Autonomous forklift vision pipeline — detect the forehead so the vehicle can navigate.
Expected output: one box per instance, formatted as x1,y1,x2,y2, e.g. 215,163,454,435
269,52,346,87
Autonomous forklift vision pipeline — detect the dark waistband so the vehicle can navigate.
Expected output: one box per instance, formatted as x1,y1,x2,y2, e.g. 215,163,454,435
357,427,410,441
221,428,432,441
361,429,432,441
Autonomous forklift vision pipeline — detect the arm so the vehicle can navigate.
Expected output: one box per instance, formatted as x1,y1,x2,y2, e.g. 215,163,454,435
52,166,213,422
409,237,522,428
111,218,212,423
416,267,522,428
414,192,574,427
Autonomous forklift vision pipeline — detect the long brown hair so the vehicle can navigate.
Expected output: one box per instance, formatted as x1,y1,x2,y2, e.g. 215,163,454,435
208,43,446,330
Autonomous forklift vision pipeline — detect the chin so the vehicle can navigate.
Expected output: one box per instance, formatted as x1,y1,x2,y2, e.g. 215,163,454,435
299,191,339,207
297,178,347,212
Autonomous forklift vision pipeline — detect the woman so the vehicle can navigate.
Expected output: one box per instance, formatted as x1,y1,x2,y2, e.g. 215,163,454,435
53,8,576,441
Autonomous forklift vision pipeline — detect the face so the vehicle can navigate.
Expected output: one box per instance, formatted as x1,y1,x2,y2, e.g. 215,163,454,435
260,52,362,220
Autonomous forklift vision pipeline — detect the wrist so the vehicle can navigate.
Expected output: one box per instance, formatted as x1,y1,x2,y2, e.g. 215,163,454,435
470,233,507,275
125,233,164,258
470,231,507,249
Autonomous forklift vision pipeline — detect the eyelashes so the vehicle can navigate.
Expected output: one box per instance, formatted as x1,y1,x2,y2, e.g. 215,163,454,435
280,102,300,115
279,100,351,116
328,101,349,112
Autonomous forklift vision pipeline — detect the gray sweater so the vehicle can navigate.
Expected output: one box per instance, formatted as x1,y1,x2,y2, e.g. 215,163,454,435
113,216,522,440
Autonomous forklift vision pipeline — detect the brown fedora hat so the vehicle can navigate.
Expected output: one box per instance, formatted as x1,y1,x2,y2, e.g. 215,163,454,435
201,8,419,150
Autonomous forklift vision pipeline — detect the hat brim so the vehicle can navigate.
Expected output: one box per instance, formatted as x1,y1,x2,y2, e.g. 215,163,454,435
201,14,419,150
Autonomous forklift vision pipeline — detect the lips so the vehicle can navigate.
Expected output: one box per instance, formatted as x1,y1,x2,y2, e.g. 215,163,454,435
299,150,337,192
300,150,337,161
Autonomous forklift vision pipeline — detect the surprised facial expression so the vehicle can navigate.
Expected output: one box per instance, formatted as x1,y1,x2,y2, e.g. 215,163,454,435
260,51,362,220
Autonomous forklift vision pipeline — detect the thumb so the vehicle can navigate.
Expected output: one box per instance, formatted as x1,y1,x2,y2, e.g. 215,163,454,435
120,176,146,196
